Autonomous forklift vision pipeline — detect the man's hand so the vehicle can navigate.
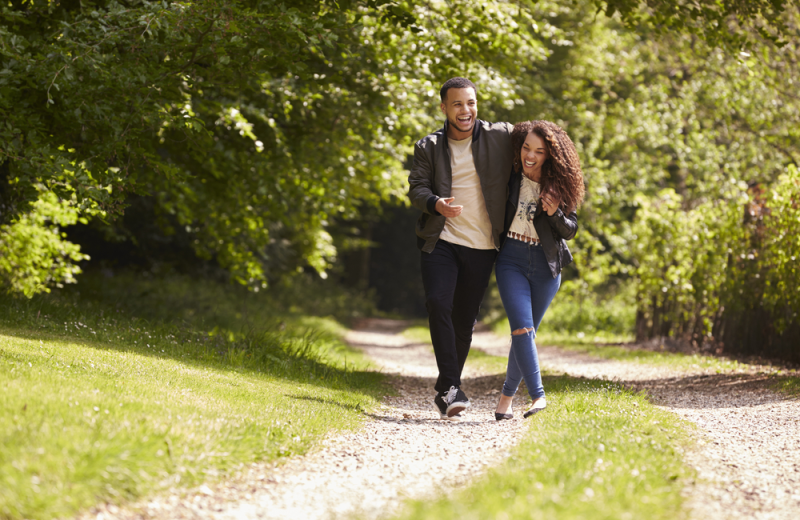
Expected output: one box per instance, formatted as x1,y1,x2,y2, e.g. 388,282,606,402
435,197,463,217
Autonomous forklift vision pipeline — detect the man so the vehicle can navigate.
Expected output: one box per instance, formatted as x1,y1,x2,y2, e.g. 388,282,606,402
408,77,513,420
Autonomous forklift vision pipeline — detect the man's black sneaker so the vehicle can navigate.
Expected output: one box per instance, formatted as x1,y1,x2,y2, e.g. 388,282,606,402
438,385,469,417
433,393,463,422
434,392,448,417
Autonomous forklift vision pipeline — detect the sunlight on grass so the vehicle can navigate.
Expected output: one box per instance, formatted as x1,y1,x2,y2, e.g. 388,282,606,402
0,291,384,520
464,347,508,374
492,318,634,344
403,325,509,375
551,341,743,372
400,325,431,344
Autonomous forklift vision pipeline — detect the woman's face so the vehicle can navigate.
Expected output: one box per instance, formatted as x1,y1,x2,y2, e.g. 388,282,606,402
521,132,548,179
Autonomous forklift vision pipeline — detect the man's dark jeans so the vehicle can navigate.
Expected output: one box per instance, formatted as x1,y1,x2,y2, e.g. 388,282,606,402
420,240,497,393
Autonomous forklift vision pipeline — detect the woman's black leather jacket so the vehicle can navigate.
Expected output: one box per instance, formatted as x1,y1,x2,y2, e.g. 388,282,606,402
501,171,578,278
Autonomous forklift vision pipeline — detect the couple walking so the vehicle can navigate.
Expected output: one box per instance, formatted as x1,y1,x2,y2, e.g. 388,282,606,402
408,77,585,421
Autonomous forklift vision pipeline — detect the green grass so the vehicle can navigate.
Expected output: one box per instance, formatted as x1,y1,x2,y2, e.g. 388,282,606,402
552,341,743,372
401,325,432,345
403,322,694,519
463,347,509,374
62,270,378,329
401,325,509,374
772,376,800,396
393,374,694,520
492,319,741,373
491,319,634,345
0,276,386,520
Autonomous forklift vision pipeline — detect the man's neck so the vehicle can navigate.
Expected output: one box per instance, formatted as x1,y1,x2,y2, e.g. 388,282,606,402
446,121,474,141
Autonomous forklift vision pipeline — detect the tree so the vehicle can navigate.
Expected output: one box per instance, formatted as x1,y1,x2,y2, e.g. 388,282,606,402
595,0,792,48
0,0,545,292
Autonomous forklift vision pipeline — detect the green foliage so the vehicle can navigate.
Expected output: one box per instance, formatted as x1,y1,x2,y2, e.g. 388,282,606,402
544,279,636,337
394,376,692,520
596,0,792,48
485,278,635,340
2,0,798,359
760,165,800,331
632,187,749,340
0,0,546,294
0,190,89,296
67,269,379,327
494,2,800,351
1,0,350,291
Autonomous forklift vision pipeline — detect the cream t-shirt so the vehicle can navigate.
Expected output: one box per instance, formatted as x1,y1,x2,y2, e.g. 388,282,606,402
438,136,495,250
508,176,541,240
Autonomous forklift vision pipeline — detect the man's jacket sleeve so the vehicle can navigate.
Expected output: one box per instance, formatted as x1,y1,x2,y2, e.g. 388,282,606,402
408,141,440,215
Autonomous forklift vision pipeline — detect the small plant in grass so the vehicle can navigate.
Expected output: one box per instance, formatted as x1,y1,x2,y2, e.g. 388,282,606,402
772,376,800,396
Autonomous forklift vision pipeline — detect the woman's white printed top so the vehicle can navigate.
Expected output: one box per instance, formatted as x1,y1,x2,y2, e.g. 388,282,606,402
508,176,541,240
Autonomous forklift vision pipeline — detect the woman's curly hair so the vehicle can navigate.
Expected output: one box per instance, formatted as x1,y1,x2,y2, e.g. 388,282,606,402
511,120,585,213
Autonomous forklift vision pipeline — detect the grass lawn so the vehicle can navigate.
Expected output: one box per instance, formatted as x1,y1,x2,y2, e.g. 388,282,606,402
394,371,694,520
0,276,386,520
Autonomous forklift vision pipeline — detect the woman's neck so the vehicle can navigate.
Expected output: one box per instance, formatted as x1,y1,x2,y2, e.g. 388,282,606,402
522,170,541,183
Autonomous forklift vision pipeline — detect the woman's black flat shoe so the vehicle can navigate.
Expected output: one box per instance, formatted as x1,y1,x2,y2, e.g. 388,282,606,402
495,412,514,421
523,404,546,418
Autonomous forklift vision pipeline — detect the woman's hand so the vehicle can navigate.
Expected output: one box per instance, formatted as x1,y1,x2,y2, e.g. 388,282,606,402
541,191,561,216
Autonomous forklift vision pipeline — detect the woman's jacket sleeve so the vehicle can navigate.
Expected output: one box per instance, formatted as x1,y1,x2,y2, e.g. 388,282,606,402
545,207,578,240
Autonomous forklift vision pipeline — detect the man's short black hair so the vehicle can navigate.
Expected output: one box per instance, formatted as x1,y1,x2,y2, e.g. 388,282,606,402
440,77,478,102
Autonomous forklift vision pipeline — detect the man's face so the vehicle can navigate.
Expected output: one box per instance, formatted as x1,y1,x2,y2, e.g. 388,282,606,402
440,87,477,139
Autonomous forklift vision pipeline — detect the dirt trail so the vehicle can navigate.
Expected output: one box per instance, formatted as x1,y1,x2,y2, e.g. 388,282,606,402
82,321,800,520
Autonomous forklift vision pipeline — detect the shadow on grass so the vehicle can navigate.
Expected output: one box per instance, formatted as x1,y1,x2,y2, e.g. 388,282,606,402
0,305,386,397
0,269,398,399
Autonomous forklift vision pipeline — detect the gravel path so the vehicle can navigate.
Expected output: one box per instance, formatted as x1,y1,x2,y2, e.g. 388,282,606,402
476,332,800,520
83,319,528,520
81,321,800,520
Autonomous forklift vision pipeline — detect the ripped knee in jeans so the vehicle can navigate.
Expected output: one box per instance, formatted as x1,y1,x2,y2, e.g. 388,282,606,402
511,327,534,336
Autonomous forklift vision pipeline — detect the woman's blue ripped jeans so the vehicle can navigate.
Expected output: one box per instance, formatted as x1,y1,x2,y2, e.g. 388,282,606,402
495,238,561,400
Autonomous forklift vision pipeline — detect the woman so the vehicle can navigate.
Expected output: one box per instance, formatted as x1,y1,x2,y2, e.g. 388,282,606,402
494,120,585,420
